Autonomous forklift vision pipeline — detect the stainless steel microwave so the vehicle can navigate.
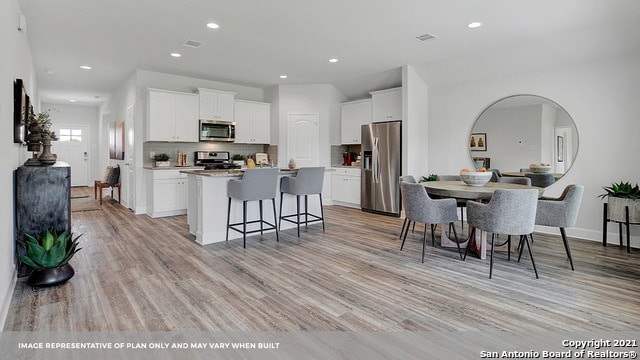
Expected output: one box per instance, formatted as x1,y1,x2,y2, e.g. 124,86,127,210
199,120,235,142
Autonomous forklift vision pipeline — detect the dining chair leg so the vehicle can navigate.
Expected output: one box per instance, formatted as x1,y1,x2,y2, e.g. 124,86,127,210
451,223,462,260
489,233,496,279
422,224,427,263
524,234,539,279
400,222,410,251
272,198,279,242
463,228,476,261
430,224,436,247
517,235,525,262
559,227,574,270
319,193,325,232
278,192,284,229
400,218,408,239
507,235,511,262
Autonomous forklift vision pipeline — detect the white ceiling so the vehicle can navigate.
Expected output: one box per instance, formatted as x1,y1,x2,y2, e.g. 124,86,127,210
18,0,640,105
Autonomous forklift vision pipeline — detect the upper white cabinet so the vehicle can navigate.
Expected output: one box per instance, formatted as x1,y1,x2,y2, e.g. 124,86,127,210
370,87,402,122
234,100,271,144
197,87,236,121
341,99,371,144
146,88,199,142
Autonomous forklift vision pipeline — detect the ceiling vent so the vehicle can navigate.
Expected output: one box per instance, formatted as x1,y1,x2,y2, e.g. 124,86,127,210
415,33,437,42
182,39,203,48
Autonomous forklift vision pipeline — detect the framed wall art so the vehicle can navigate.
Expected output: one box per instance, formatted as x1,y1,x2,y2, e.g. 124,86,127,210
470,133,486,151
13,79,28,144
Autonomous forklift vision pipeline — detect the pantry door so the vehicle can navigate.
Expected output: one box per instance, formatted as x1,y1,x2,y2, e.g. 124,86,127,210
52,124,90,186
287,113,319,167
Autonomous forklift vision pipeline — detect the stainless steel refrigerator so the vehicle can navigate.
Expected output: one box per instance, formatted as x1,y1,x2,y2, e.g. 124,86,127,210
361,121,402,216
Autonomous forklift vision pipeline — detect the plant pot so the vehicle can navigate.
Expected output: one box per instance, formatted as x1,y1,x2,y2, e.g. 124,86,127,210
155,161,170,167
27,264,75,287
607,197,640,223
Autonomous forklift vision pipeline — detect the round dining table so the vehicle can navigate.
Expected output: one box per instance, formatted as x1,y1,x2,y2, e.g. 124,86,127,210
421,181,544,259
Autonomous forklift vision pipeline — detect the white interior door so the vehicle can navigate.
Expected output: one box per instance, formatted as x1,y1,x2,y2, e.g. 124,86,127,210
287,113,319,167
125,104,136,210
52,124,89,186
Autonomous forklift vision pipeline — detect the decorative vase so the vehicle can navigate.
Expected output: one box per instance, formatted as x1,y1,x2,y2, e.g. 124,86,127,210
288,158,296,169
27,264,75,287
38,135,57,165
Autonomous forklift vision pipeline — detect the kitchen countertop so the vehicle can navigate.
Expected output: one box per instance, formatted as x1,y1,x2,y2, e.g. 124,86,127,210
144,165,205,170
180,168,297,177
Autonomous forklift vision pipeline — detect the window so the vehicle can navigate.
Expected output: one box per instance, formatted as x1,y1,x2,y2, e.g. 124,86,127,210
59,128,82,142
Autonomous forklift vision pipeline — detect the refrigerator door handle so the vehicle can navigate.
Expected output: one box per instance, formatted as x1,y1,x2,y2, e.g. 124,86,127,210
372,137,380,183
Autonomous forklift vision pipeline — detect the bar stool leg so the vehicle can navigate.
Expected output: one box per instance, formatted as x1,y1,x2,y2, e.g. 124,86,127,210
272,198,279,242
226,197,231,241
296,195,301,237
319,193,325,232
304,195,309,228
259,200,264,235
278,192,284,229
242,200,247,248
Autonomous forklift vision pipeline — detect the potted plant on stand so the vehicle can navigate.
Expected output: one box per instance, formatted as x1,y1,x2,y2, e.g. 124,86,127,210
599,181,640,223
18,229,82,287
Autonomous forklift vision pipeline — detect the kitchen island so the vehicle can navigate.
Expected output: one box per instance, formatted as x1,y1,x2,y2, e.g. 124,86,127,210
181,168,323,245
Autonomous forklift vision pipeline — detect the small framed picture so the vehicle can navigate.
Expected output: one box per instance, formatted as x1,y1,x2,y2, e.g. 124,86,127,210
470,133,487,151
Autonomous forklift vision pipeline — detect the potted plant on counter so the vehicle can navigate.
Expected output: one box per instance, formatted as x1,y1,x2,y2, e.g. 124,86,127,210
599,181,640,223
154,153,171,167
18,229,82,287
231,154,245,167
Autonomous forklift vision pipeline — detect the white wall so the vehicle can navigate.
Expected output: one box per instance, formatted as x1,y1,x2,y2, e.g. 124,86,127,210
274,84,347,167
0,0,38,330
403,65,429,179
427,49,640,246
43,103,100,183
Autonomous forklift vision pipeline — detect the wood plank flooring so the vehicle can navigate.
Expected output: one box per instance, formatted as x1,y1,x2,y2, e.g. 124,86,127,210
5,187,640,331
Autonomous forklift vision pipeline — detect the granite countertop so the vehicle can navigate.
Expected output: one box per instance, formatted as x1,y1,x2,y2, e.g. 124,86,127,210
144,165,205,170
180,168,297,177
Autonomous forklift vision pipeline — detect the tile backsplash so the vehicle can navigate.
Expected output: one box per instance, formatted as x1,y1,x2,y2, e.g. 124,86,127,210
144,142,273,166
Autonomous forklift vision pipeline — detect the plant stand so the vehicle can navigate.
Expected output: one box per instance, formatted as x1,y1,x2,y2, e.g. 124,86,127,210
603,202,639,253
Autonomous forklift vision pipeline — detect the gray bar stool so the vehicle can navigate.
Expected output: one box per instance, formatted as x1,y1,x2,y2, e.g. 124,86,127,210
279,167,325,237
226,168,279,248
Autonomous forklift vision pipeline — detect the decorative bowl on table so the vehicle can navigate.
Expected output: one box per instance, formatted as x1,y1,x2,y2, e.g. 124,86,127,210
459,171,493,187
529,164,552,173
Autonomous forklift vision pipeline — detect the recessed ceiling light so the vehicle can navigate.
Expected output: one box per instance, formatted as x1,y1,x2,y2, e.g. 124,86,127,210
329,58,338,63
69,99,77,102
80,65,92,70
170,53,182,58
206,22,220,29
467,22,482,29
279,75,287,79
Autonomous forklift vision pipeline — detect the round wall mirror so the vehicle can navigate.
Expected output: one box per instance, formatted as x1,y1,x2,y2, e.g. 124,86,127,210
469,94,578,187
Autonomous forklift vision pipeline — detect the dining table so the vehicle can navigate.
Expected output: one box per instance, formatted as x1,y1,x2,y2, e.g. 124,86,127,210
421,181,545,259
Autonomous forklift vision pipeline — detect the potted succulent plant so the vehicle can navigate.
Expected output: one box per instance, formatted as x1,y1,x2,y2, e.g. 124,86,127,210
599,181,640,223
18,229,82,287
154,153,171,167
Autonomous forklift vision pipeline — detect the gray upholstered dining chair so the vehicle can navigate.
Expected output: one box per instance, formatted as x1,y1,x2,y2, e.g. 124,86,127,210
226,168,280,248
400,181,461,262
487,168,502,182
534,184,584,270
497,177,532,186
525,173,555,187
279,167,325,237
399,175,418,239
436,174,467,231
464,189,539,278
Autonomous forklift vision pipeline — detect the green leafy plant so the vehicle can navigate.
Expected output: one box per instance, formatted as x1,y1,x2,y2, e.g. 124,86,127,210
18,229,82,270
420,174,438,182
153,153,171,161
28,108,56,137
598,181,640,200
232,154,245,161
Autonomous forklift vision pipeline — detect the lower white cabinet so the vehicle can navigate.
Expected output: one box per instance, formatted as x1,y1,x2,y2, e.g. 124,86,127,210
146,169,188,218
331,168,361,207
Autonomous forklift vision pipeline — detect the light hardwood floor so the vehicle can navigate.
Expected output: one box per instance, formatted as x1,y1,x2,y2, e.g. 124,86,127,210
5,187,640,331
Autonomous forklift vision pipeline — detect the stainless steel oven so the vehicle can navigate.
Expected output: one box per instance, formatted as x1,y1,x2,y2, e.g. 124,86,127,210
199,120,235,142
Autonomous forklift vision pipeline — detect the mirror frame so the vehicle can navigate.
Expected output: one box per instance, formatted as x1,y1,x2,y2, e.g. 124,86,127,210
470,94,579,186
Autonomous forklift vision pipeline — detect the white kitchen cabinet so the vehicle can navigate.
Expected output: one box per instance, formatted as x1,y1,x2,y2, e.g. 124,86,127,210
370,87,402,122
197,88,236,121
234,100,271,144
146,169,188,218
341,99,371,144
146,88,199,142
331,167,361,207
